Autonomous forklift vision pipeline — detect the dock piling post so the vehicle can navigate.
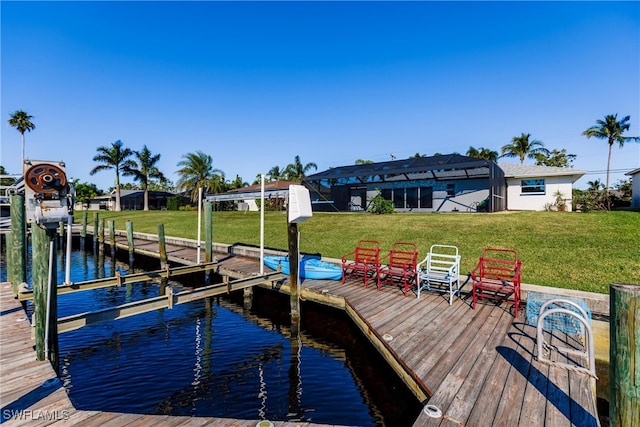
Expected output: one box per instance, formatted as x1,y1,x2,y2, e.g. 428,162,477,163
610,283,640,427
98,218,105,255
126,220,134,266
287,222,300,334
9,194,26,295
92,212,99,252
108,220,116,258
204,202,213,283
158,223,168,270
81,211,88,249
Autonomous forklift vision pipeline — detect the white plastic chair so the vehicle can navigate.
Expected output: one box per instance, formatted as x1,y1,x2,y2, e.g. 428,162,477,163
416,244,461,304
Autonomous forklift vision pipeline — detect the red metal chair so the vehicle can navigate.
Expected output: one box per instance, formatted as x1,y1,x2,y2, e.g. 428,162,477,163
471,247,522,317
378,242,418,296
341,240,381,288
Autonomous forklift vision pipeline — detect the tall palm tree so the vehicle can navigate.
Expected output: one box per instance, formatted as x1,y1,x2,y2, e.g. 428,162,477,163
466,146,499,161
122,145,166,211
266,165,283,182
283,155,317,182
8,110,35,166
90,140,134,212
500,133,549,164
582,114,639,194
175,151,225,202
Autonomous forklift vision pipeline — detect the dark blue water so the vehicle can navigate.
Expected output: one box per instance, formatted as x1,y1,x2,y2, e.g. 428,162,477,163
1,237,420,425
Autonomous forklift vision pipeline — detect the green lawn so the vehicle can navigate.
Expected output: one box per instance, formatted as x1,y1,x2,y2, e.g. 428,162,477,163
79,210,640,294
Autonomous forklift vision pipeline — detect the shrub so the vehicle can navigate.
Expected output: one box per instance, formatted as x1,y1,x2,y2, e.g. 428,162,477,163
368,193,394,214
167,195,182,211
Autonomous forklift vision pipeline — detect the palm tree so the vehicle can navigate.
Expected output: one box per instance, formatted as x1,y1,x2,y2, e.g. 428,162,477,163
266,165,283,181
175,151,225,202
90,140,134,212
122,145,166,211
500,133,549,164
582,114,639,194
8,110,35,166
283,155,317,182
466,146,499,161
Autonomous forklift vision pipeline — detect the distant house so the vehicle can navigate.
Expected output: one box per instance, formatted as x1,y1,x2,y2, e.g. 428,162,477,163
625,167,640,208
499,164,586,211
76,190,176,211
206,180,299,211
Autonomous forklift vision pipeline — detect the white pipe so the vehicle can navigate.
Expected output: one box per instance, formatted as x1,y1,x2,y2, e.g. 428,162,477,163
197,187,202,264
45,239,54,360
65,216,72,284
260,174,265,275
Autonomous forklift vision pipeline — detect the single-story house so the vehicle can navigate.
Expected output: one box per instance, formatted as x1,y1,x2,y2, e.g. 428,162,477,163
499,164,586,212
206,155,587,213
206,180,299,211
76,190,176,211
625,167,640,208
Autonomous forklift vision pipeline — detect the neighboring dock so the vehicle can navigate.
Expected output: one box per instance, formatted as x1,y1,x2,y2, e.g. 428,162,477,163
1,230,601,426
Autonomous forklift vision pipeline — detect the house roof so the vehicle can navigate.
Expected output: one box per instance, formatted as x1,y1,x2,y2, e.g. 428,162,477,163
304,153,495,183
625,167,640,176
499,163,586,183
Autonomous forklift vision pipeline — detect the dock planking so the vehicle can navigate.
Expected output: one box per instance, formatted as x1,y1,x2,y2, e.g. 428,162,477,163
1,231,600,426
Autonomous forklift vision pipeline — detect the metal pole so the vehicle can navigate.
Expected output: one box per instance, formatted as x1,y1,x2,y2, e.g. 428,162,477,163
260,174,265,275
65,216,72,284
197,187,202,264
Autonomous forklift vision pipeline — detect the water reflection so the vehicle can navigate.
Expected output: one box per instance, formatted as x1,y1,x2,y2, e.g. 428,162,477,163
1,242,421,425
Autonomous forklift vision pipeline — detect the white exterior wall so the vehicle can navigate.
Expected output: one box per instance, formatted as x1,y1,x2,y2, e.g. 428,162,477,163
506,176,574,211
631,172,640,208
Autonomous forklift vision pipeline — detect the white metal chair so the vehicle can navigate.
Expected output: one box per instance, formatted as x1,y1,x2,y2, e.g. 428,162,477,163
416,244,461,304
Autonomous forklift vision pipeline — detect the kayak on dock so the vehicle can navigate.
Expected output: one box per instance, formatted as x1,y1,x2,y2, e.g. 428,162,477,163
263,255,342,280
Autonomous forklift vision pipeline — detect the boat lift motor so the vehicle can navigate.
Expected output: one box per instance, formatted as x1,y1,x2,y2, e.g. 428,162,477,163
23,160,75,229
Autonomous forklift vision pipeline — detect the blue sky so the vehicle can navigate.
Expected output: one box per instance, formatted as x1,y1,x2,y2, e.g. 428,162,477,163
2,1,639,191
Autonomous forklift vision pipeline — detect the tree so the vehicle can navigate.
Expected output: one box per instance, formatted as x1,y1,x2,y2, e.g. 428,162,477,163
582,114,639,195
266,165,283,181
0,165,18,186
90,140,134,212
466,146,499,161
122,145,166,211
355,159,373,164
175,151,225,202
73,180,102,210
534,148,576,167
500,133,549,164
8,110,35,166
226,175,247,190
283,155,317,182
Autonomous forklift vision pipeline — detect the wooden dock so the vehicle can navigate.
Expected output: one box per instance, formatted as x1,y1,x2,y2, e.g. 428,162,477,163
1,232,601,426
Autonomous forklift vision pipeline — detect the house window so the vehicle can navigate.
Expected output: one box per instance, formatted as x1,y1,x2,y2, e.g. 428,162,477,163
521,179,545,194
446,183,455,197
406,187,418,209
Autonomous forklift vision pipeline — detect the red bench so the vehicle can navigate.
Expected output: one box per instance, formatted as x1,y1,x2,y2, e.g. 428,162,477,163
341,240,381,288
471,247,522,317
378,242,418,296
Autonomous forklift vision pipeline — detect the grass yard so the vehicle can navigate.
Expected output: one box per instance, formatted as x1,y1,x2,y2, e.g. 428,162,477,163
80,210,640,294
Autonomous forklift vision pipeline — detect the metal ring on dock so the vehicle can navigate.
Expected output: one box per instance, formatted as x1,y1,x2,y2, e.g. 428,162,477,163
423,404,442,418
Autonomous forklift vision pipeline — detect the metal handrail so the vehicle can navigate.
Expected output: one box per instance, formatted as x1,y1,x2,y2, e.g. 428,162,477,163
536,298,596,377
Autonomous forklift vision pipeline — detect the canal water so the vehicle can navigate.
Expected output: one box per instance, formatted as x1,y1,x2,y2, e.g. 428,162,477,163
1,239,422,426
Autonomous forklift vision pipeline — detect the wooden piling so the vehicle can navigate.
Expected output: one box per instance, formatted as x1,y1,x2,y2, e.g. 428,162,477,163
204,202,213,263
93,212,99,251
609,283,640,427
126,220,135,265
158,223,168,269
204,202,213,284
31,224,59,370
9,194,26,294
109,220,116,258
6,232,13,284
287,222,300,330
98,218,105,254
81,211,88,249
